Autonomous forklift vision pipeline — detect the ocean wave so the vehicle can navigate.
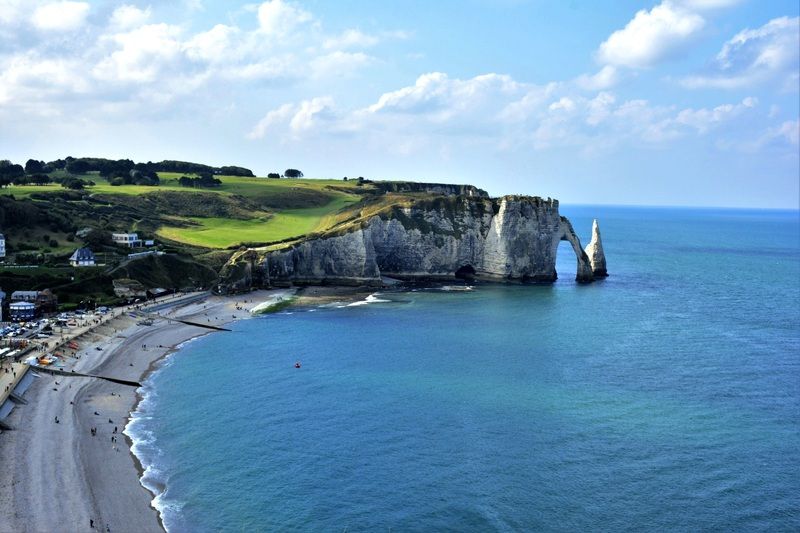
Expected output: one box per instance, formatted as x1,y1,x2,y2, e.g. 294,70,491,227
125,346,189,532
338,293,392,308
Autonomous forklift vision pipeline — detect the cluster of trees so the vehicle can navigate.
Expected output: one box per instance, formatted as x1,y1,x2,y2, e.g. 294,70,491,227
2,156,255,179
106,169,160,186
265,169,303,179
0,160,25,183
61,177,94,190
177,173,222,188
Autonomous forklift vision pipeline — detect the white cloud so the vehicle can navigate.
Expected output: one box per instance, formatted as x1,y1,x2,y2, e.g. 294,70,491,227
247,97,336,139
323,29,379,50
549,97,576,113
676,0,742,9
184,24,240,63
681,16,800,89
0,53,89,105
109,5,151,30
0,0,26,26
32,1,90,31
586,92,616,126
247,103,295,139
368,72,520,119
597,1,704,68
575,65,619,90
674,97,756,133
773,120,799,145
257,0,312,36
93,24,184,83
310,51,374,79
289,96,335,133
248,68,766,159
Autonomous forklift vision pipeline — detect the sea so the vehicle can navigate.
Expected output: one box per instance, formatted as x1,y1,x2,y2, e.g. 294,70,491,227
126,206,800,532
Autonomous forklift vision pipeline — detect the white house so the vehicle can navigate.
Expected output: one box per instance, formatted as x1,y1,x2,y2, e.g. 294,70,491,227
112,232,142,248
0,233,5,258
69,247,96,267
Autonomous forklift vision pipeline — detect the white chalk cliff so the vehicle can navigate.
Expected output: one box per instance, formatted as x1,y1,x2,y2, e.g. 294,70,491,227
220,194,608,290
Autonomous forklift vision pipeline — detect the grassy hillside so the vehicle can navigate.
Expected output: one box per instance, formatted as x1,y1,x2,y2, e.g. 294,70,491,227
156,194,357,248
1,174,367,249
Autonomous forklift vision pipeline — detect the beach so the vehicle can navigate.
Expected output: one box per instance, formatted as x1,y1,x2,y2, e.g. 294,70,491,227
0,291,276,533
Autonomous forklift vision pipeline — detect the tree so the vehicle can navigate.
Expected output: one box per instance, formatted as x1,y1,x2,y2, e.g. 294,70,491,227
25,159,45,174
65,159,91,174
284,168,303,178
61,178,86,190
83,229,113,248
0,160,25,180
218,165,254,177
30,174,51,185
267,172,281,179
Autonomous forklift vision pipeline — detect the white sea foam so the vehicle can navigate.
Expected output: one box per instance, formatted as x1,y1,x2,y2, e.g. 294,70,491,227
338,293,391,308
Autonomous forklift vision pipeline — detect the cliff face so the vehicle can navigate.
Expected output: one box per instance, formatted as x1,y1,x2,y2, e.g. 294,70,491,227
221,195,606,290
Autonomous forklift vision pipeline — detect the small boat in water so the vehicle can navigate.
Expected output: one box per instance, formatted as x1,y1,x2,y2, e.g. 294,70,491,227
294,361,301,369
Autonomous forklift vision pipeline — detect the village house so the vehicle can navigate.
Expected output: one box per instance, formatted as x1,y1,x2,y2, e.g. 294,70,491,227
0,233,5,259
10,289,58,314
69,247,96,267
112,232,142,248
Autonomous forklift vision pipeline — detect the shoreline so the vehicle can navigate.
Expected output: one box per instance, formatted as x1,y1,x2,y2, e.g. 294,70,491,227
0,286,372,533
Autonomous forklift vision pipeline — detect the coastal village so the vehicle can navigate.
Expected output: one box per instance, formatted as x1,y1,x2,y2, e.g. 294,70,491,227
0,227,206,437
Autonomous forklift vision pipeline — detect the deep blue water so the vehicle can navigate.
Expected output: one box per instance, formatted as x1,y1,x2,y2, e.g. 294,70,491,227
128,206,800,532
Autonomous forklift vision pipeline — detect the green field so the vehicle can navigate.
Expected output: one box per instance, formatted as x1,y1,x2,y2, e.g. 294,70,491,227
2,173,365,249
0,173,363,199
156,195,357,248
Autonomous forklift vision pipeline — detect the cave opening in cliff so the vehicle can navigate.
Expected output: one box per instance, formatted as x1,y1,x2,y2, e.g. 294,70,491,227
455,264,476,280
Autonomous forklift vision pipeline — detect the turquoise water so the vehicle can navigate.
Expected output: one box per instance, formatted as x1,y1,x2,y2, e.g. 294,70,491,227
128,206,800,532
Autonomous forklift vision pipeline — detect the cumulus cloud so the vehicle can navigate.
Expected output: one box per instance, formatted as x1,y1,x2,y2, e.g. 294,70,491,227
676,0,742,9
247,97,336,139
323,29,379,50
32,1,90,31
257,0,312,36
0,0,394,119
310,51,374,79
184,24,240,64
93,23,184,83
597,1,705,68
109,5,151,30
248,68,765,158
681,16,800,89
368,72,519,119
674,96,757,133
575,65,619,90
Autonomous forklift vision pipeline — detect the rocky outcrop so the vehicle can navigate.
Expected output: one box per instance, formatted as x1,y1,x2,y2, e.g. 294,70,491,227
374,181,488,197
584,219,608,277
220,195,606,290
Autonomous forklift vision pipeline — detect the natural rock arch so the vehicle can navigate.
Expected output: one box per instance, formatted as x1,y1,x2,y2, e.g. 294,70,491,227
556,217,594,283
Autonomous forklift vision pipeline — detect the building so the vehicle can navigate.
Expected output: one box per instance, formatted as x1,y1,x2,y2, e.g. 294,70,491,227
0,290,5,322
112,233,142,248
10,291,38,303
0,233,5,258
9,301,36,321
69,247,96,267
10,289,58,314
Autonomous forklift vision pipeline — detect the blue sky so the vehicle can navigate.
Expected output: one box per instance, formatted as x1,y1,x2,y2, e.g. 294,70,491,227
0,0,798,208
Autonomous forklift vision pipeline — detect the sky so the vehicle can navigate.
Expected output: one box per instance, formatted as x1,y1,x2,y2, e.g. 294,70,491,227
0,0,798,208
